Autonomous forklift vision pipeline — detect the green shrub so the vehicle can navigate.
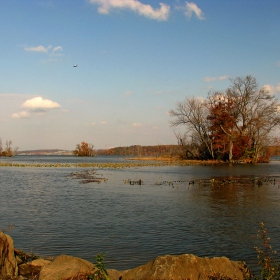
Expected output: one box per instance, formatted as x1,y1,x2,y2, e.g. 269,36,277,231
89,253,110,280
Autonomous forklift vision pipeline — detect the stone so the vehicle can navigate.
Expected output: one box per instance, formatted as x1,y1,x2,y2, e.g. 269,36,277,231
18,258,52,278
114,254,244,280
39,254,97,280
0,232,18,277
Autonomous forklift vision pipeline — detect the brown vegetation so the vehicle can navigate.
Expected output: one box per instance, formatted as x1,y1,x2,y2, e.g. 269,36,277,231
73,142,95,157
0,139,18,157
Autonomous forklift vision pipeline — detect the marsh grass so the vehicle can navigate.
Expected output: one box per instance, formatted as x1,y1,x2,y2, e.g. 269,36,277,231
0,158,221,169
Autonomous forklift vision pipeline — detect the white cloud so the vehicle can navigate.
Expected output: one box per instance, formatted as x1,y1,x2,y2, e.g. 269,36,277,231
132,122,144,127
24,45,51,53
24,45,63,55
52,46,63,52
11,111,30,119
88,0,170,21
185,2,204,20
264,84,280,95
50,46,64,57
125,91,132,96
204,75,228,82
100,121,107,125
21,97,61,110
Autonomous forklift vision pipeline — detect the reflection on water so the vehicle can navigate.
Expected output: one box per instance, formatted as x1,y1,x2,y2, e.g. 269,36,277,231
0,156,280,271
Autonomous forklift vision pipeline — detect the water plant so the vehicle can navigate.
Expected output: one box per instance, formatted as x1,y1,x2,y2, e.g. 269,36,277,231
89,252,110,280
243,222,280,280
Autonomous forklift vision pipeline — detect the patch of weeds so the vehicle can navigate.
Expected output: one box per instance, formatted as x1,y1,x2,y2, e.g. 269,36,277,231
89,253,110,280
242,222,280,280
1,223,15,233
14,249,39,263
123,179,143,185
67,170,108,184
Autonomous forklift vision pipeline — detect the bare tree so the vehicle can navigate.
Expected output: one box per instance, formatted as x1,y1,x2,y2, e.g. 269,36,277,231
173,130,203,159
170,97,214,159
227,75,280,162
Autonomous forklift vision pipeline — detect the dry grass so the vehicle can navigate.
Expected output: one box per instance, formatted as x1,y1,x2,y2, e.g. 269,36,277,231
130,157,224,165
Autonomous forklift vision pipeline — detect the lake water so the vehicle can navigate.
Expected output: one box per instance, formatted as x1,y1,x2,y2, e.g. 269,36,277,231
1,155,280,272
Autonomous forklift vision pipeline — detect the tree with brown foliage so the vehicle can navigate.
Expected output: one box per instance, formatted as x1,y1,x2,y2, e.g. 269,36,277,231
207,91,239,162
73,141,95,156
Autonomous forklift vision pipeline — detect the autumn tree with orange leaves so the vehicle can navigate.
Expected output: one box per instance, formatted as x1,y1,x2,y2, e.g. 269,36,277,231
73,141,95,156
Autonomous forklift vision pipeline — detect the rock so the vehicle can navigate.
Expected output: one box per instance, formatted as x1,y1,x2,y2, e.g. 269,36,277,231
115,254,244,280
30,258,52,268
0,232,18,277
39,255,97,280
0,233,246,280
107,268,123,280
18,258,52,278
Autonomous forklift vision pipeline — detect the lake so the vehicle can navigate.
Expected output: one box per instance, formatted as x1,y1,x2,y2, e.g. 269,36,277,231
0,155,280,272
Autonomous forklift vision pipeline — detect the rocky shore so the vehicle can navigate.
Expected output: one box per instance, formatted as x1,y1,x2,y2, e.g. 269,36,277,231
0,232,245,280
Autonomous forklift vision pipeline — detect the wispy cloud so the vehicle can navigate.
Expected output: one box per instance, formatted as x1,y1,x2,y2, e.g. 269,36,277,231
52,46,63,52
264,84,280,95
88,0,170,21
11,111,30,119
184,2,205,20
204,76,228,82
125,91,133,96
132,122,144,127
24,45,63,56
24,45,52,53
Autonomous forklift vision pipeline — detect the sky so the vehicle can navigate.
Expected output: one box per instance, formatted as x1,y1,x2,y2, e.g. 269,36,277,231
1,0,280,151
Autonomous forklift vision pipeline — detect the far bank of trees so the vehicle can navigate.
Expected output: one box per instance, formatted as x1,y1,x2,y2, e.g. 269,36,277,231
73,141,95,156
170,76,280,163
98,144,182,158
0,139,18,157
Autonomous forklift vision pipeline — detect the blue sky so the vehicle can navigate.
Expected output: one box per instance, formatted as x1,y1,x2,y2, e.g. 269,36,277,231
1,0,280,150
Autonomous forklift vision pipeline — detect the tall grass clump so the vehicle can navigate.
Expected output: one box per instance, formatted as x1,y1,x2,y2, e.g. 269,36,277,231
243,222,280,280
89,252,110,280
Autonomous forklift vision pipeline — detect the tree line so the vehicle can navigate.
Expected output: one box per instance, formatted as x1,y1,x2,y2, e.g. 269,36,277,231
170,76,280,163
97,144,182,158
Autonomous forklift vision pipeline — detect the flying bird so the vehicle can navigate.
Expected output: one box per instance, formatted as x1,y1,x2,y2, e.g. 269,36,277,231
73,64,78,67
